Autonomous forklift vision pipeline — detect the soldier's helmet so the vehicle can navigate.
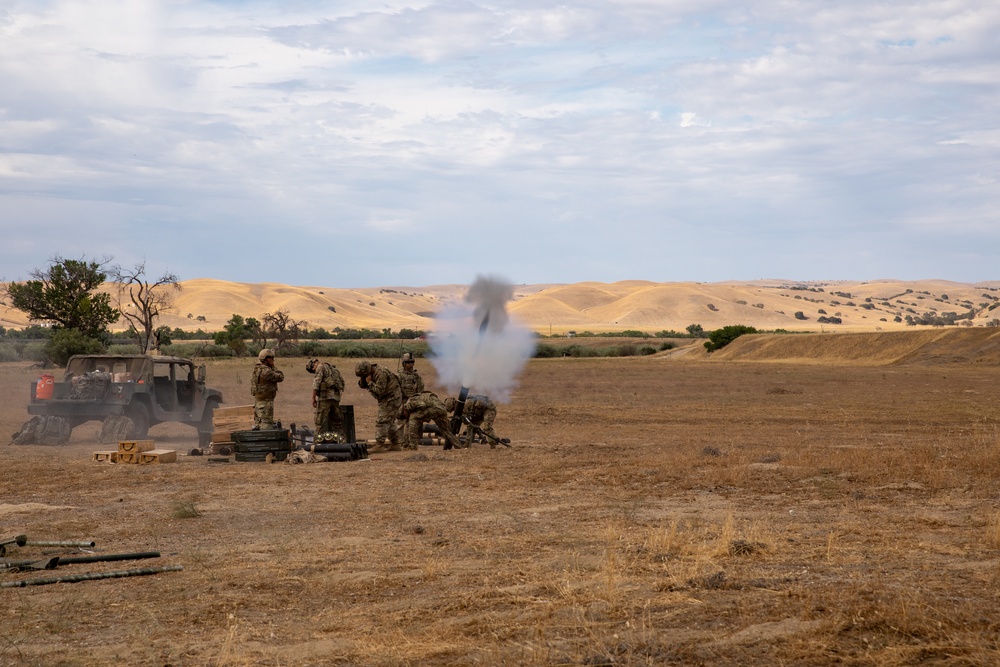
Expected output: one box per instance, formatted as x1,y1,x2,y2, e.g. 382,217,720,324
444,397,456,412
258,348,274,361
354,360,372,377
305,359,318,373
401,352,414,364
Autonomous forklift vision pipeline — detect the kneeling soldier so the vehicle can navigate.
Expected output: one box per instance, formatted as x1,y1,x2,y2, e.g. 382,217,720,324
399,391,462,451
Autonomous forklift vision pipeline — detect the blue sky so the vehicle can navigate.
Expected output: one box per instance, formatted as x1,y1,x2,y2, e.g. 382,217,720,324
1,1,998,287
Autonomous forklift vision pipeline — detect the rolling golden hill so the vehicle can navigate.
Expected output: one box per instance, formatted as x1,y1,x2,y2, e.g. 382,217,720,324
2,278,1000,335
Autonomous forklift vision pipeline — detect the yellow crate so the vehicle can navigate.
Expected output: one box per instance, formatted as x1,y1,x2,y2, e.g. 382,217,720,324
92,450,119,463
117,451,143,464
118,439,155,454
139,449,177,464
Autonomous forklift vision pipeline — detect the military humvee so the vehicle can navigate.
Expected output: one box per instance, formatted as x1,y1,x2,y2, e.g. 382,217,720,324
23,354,223,444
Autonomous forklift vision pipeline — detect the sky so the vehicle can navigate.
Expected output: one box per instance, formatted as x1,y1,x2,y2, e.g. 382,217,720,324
1,1,999,288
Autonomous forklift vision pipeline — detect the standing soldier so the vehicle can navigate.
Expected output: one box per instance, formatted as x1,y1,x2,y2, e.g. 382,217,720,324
396,352,424,449
306,358,346,442
399,391,462,450
445,394,499,447
252,349,284,430
354,360,402,452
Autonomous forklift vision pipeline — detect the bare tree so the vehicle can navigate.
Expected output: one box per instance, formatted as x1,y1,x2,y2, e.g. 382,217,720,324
256,309,306,353
112,262,180,353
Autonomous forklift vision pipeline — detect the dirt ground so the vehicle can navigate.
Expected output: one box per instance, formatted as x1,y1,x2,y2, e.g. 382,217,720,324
3,352,1000,666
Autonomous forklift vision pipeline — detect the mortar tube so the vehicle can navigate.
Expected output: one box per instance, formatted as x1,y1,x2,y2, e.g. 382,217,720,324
448,386,470,440
23,540,96,548
1,565,184,588
454,386,470,421
54,551,160,566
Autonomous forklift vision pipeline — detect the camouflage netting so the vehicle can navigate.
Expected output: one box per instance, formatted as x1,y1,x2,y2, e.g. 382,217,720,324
69,370,112,399
98,415,138,444
12,416,72,446
286,450,327,464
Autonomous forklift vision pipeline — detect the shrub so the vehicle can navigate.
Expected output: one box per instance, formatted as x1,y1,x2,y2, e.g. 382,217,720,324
160,343,234,358
298,340,326,357
22,342,49,363
45,329,105,366
704,325,758,353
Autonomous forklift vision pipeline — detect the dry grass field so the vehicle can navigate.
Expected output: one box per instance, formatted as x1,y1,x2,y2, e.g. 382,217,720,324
4,341,1000,666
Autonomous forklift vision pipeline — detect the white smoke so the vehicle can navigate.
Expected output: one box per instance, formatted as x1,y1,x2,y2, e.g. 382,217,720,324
429,275,536,402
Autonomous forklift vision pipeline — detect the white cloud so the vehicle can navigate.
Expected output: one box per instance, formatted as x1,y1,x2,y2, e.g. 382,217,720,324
1,0,999,287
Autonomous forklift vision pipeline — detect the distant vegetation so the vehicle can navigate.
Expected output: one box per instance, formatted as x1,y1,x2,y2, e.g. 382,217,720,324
704,325,759,352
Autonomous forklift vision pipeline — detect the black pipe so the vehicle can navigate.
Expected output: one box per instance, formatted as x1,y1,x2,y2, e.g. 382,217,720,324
1,565,183,588
54,551,160,566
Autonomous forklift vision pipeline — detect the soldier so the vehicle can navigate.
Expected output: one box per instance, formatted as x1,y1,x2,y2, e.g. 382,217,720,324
306,358,346,442
354,360,402,452
399,391,462,451
251,349,284,429
445,394,500,447
396,351,424,447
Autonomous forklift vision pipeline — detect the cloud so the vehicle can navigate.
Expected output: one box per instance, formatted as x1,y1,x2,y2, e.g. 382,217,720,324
1,1,999,287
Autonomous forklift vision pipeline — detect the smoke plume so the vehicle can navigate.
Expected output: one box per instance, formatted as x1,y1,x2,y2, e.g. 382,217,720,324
429,275,535,402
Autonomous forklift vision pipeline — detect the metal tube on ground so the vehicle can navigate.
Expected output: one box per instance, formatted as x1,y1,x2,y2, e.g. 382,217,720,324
54,551,160,566
23,540,96,548
1,565,184,588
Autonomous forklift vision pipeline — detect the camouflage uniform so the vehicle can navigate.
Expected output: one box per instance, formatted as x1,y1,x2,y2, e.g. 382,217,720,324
366,365,402,447
463,394,498,445
312,362,346,441
396,363,424,449
400,392,461,450
252,361,284,429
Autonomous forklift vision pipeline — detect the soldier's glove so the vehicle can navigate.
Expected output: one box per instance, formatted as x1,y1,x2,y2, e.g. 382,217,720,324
358,377,368,389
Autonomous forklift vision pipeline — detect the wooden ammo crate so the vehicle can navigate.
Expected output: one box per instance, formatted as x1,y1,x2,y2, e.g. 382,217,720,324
212,405,254,451
213,404,254,419
119,439,155,454
139,449,177,464
92,450,118,463
117,451,143,464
